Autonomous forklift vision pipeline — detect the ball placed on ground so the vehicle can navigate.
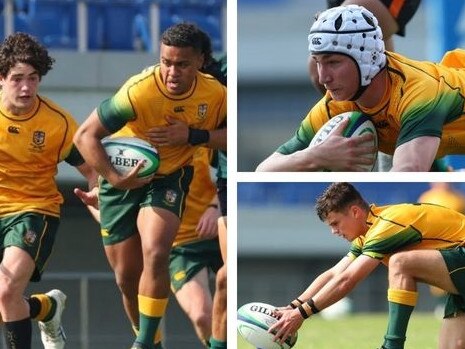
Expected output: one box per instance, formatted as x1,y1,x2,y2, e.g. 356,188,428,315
237,302,298,349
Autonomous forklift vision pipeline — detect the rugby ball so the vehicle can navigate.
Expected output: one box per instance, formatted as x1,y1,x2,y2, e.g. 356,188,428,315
309,111,378,171
102,137,160,177
237,302,298,349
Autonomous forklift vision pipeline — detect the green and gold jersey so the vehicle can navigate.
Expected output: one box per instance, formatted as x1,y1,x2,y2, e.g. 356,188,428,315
349,203,465,265
174,147,216,247
98,64,227,175
278,49,465,158
0,94,80,217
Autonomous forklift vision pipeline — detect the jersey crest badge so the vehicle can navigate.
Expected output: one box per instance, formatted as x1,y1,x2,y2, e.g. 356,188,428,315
197,104,208,120
33,131,45,145
163,189,177,206
23,230,37,245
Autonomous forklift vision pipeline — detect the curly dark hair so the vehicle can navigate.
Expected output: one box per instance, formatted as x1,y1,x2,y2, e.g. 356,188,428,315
315,182,370,221
0,32,54,78
161,23,214,66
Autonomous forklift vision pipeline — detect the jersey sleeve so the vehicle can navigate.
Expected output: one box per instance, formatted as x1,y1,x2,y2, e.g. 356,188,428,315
97,77,138,133
396,78,465,148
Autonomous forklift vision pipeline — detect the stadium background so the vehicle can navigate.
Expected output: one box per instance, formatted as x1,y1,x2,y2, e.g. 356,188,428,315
238,0,465,171
0,0,225,348
238,182,465,317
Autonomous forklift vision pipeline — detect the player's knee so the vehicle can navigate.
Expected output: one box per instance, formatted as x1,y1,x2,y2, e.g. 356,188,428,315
0,273,19,304
143,248,170,271
114,272,139,297
192,311,212,334
388,252,410,275
215,267,227,292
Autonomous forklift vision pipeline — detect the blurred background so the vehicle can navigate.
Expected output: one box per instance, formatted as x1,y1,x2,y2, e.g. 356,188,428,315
0,0,226,348
238,182,465,316
238,0,465,171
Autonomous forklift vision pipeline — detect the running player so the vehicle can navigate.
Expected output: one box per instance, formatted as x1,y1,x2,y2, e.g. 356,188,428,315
257,4,465,172
271,182,465,349
73,23,226,349
0,32,97,349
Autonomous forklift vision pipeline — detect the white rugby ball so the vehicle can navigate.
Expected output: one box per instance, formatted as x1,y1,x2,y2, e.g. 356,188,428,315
102,137,160,178
309,111,378,171
237,302,298,349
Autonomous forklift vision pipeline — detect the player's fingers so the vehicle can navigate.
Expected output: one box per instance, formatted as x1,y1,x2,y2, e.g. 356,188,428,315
355,133,375,143
332,118,350,135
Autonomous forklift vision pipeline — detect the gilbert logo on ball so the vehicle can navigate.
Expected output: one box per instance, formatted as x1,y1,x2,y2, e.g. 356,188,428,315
237,302,298,349
102,137,160,177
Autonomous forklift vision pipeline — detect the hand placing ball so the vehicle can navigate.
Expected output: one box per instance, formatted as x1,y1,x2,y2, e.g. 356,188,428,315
237,302,298,349
102,137,160,178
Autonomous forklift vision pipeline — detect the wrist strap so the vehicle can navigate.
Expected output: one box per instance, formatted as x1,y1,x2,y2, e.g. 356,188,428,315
307,298,320,314
188,128,210,145
290,298,304,309
298,304,311,319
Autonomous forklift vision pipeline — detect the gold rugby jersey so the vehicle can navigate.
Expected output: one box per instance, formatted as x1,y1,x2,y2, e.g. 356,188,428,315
173,147,216,247
98,65,227,175
278,49,465,158
0,95,79,217
348,203,465,265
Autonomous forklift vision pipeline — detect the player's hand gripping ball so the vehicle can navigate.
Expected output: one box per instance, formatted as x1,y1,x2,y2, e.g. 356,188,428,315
309,111,378,171
237,302,298,349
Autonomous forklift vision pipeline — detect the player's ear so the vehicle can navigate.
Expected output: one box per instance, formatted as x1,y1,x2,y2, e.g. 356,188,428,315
350,205,362,218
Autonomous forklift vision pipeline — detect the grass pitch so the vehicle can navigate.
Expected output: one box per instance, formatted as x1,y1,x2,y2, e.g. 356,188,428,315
237,312,441,349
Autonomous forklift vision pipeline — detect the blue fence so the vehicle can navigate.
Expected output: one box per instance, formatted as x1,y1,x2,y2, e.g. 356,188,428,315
0,0,225,51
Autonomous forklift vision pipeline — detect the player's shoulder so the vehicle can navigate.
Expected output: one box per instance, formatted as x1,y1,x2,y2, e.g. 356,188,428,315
125,64,156,86
196,71,227,99
38,95,75,120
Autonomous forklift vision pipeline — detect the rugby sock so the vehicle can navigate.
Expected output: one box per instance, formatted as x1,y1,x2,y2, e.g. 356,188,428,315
4,318,32,349
209,337,227,349
29,293,56,321
134,295,168,347
382,289,418,349
132,324,163,347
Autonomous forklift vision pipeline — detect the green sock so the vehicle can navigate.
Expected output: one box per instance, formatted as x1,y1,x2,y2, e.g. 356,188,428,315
209,337,227,349
136,314,161,347
383,302,414,349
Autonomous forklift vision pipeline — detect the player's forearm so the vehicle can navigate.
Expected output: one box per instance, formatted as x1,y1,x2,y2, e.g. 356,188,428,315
312,272,357,311
298,268,336,301
256,151,321,172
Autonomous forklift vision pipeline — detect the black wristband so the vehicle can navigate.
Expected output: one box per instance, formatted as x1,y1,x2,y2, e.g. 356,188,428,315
188,128,210,145
290,298,304,309
297,305,310,319
307,298,320,314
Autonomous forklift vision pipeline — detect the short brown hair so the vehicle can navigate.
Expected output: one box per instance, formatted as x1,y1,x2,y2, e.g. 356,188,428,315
315,182,369,221
0,32,54,78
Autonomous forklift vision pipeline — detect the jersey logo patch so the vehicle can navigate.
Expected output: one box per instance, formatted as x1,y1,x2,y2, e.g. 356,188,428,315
8,125,19,134
23,230,37,245
33,131,45,145
197,104,208,120
163,189,177,206
29,131,46,153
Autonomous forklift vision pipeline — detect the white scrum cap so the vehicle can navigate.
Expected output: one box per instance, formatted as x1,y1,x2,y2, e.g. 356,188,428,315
308,4,386,87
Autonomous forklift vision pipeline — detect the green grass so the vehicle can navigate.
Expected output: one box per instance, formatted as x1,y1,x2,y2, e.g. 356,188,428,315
237,312,441,349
